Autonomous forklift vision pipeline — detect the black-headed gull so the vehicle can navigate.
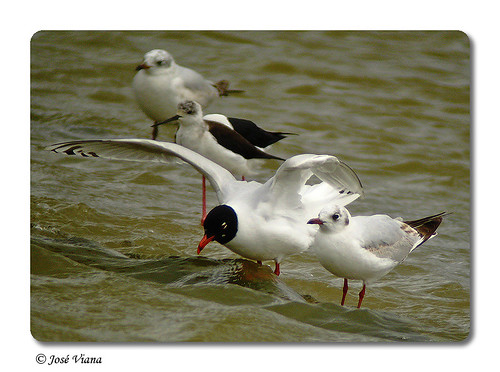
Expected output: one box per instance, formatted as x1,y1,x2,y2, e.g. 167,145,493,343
307,205,446,308
47,140,364,275
154,101,287,221
132,49,242,139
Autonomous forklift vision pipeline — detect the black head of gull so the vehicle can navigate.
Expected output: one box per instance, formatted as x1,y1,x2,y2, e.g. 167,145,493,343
198,205,238,253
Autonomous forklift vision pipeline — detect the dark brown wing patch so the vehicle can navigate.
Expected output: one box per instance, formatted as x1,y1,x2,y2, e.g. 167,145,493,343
403,212,448,248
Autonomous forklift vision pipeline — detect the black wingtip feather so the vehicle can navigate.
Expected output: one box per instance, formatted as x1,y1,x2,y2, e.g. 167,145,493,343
403,212,450,246
206,120,285,161
227,117,297,148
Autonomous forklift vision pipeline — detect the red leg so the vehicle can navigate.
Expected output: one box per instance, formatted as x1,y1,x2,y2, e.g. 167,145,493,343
201,175,207,224
274,262,280,276
357,283,366,308
341,278,348,306
241,175,246,181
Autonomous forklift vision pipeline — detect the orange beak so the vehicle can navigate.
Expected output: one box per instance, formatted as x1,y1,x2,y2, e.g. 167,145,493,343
197,234,215,254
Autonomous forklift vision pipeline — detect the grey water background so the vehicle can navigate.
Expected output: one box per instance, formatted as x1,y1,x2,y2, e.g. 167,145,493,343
30,31,470,342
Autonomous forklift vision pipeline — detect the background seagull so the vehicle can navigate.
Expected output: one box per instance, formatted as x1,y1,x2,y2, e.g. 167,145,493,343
132,49,243,140
154,101,287,221
47,140,364,276
308,205,447,308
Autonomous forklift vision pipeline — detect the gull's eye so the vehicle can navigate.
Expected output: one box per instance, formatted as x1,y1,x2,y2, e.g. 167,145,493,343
332,213,340,221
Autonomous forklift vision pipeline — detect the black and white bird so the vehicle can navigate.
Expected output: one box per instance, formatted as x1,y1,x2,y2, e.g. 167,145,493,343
307,205,446,308
201,114,295,150
47,140,364,276
154,101,288,221
132,49,242,140
156,101,286,178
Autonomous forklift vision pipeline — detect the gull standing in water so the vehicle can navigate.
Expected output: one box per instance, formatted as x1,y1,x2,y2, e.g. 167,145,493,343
132,49,242,139
308,205,447,308
47,140,363,275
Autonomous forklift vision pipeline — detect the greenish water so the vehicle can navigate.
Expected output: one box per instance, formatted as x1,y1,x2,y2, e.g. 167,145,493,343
31,31,470,342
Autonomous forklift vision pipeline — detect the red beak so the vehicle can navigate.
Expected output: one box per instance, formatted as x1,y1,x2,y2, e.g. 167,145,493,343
307,218,324,225
197,234,215,254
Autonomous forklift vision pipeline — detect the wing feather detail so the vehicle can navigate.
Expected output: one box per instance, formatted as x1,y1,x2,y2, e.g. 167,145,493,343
46,139,237,202
266,154,364,211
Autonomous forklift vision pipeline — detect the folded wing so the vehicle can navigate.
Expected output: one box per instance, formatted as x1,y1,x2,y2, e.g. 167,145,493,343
352,215,418,262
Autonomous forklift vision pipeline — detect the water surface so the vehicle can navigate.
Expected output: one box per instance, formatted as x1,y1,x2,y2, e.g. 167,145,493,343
31,31,470,342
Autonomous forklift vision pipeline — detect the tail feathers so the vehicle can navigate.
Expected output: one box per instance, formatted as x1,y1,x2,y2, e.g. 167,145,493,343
404,212,449,249
214,80,245,96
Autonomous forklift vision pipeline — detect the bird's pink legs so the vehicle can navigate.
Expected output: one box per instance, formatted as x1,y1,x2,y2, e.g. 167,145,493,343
274,262,280,276
357,283,366,308
341,278,348,306
255,260,279,276
201,175,207,224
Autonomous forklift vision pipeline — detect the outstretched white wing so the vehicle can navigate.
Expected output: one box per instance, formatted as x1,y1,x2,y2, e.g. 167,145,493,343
46,139,238,202
265,154,364,212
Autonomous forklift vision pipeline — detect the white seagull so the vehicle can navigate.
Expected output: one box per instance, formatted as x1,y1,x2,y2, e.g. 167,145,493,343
154,101,288,221
47,140,364,276
132,49,243,140
307,205,446,308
